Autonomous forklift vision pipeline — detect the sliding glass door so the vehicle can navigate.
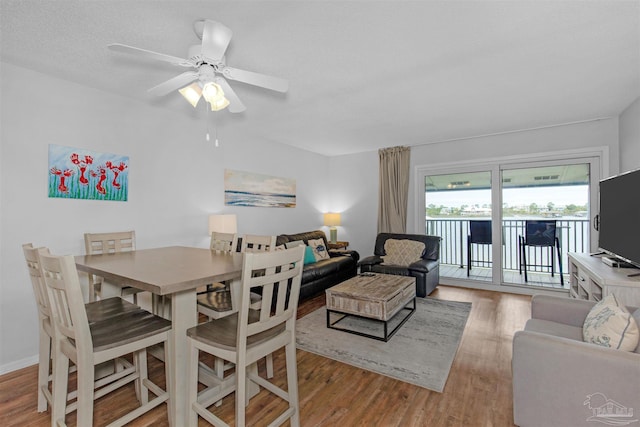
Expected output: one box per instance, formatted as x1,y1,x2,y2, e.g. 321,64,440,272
419,155,600,289
501,162,592,289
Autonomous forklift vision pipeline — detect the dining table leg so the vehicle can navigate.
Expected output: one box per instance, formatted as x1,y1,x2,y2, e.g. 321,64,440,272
168,289,197,427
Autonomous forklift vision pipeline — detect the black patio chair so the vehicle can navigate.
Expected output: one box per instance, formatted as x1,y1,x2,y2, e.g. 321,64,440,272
467,220,493,277
518,220,563,286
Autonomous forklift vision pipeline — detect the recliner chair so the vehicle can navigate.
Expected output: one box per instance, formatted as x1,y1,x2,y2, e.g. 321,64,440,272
359,233,441,297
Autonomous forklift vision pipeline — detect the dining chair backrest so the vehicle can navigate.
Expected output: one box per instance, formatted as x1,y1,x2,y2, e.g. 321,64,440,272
23,244,52,322
40,253,90,352
210,232,238,254
238,246,305,342
84,230,136,302
84,230,136,255
240,234,276,253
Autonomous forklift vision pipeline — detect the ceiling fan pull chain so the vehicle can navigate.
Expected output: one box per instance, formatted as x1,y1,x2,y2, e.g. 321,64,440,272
214,110,219,147
206,103,211,143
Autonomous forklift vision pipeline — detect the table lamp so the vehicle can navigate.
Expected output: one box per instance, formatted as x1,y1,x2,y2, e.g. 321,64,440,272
324,213,341,244
208,214,238,235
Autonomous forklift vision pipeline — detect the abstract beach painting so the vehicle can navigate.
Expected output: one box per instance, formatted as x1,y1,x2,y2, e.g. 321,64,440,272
48,144,129,201
224,169,296,207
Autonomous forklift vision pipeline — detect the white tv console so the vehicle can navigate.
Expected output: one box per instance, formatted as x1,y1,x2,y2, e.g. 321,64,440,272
568,252,640,307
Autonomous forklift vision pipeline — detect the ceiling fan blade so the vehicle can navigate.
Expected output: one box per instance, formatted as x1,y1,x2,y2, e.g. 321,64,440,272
200,20,232,62
215,78,246,113
108,43,194,67
148,72,198,96
222,66,289,93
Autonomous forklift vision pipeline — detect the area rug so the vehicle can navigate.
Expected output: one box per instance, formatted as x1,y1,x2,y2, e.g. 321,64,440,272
295,298,471,392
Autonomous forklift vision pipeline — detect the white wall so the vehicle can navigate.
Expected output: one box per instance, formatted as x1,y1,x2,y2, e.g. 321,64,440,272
0,62,330,372
619,96,640,172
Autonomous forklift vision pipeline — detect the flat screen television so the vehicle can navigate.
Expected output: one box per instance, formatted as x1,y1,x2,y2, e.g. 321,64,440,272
598,168,640,268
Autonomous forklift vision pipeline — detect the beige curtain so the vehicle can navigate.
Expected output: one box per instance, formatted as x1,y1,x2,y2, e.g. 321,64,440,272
378,146,411,233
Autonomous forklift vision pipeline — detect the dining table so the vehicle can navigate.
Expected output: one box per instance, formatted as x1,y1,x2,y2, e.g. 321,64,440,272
75,245,245,427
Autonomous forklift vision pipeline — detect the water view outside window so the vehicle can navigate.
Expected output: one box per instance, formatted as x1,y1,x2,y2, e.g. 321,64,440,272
426,164,590,288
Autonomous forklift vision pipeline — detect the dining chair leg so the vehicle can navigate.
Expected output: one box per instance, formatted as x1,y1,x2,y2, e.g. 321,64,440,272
236,355,247,427
76,359,96,427
187,341,199,427
37,330,50,412
285,340,300,427
50,349,69,427
266,354,274,379
134,349,149,404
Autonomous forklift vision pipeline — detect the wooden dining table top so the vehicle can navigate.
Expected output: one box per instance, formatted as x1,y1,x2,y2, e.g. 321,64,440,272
75,245,244,295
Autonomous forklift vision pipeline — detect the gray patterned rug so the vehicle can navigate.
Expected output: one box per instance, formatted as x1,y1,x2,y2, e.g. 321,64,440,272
295,298,471,392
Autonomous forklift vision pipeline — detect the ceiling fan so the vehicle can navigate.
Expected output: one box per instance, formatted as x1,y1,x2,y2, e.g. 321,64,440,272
108,19,288,113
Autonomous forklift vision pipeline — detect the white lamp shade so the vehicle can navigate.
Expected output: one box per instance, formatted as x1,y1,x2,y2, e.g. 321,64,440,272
208,214,237,234
178,83,203,108
323,213,341,227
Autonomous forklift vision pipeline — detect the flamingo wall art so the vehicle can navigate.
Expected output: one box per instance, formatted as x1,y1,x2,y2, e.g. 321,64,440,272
48,144,129,201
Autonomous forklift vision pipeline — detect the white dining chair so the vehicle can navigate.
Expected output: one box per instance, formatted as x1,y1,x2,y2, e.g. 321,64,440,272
40,251,172,427
22,243,142,415
84,230,140,303
187,245,305,426
197,232,240,320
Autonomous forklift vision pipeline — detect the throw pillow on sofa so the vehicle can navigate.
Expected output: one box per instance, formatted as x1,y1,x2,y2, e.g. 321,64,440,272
583,294,639,351
285,240,305,248
303,246,317,265
308,238,330,261
382,239,425,266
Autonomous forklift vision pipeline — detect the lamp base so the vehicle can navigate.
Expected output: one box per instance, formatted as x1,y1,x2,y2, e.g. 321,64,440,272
329,227,338,244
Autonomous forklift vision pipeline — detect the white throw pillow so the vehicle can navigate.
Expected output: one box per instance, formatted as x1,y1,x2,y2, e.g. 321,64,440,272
382,239,425,266
308,238,330,261
284,240,305,248
583,294,640,351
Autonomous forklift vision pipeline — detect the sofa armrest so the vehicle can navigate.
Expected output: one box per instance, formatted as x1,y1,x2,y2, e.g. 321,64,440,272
359,255,383,267
408,259,438,273
329,249,360,263
513,330,640,427
531,295,595,327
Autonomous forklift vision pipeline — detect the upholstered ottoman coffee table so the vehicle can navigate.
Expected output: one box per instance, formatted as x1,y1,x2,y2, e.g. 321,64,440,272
325,273,416,341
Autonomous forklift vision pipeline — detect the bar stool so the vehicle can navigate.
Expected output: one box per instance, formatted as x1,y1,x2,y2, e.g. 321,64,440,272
187,246,305,426
40,251,172,427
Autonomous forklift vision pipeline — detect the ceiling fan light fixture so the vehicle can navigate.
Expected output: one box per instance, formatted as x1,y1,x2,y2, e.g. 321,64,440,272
209,96,230,111
202,82,224,102
202,82,229,111
178,82,203,107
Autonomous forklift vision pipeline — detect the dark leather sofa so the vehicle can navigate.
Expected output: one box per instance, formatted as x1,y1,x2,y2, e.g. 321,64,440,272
359,233,441,297
276,230,359,301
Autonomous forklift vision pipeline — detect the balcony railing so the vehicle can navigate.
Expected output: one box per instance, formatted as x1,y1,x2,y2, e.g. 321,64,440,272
426,218,590,272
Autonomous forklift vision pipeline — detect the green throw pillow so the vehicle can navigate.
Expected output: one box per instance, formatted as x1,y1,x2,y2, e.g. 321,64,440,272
304,246,316,265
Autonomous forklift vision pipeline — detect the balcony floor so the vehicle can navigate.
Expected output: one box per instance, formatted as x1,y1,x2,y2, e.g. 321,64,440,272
441,264,569,290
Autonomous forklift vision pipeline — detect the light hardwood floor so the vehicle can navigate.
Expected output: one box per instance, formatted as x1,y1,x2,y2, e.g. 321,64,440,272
0,285,531,426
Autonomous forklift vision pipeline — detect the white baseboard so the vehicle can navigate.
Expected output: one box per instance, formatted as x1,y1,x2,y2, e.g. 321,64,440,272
0,355,38,375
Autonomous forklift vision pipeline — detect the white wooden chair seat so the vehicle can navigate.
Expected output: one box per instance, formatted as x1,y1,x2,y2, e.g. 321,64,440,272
188,310,286,350
85,296,144,323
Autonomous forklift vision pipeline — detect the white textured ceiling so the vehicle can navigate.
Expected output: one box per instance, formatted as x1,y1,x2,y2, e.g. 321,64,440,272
2,1,639,156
